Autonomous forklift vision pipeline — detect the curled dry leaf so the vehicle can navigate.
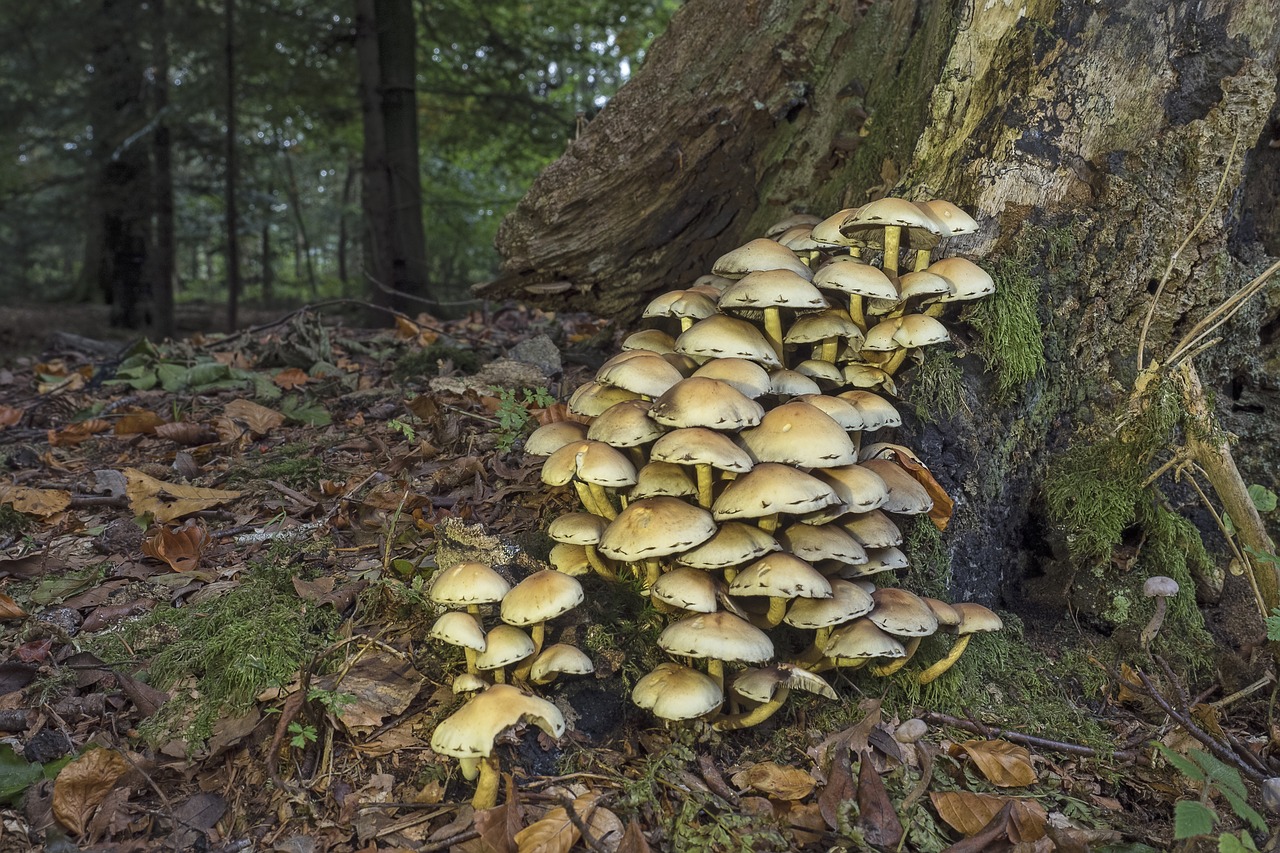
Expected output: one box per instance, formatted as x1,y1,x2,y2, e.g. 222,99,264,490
141,520,211,572
154,422,218,446
953,739,1037,787
731,761,817,801
929,790,1047,840
861,444,954,529
223,399,286,436
113,411,167,436
513,793,610,853
52,748,131,836
0,405,24,427
48,419,111,447
0,592,26,620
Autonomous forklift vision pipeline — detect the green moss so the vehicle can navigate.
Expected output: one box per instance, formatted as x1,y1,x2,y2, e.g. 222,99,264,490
391,343,482,381
226,441,325,488
902,516,951,599
0,505,29,538
89,546,340,745
907,347,968,423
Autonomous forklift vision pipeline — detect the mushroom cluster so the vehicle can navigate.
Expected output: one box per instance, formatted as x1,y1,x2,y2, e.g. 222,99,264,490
524,197,1004,730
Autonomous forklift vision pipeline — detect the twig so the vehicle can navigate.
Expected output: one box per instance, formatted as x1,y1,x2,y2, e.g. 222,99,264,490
919,711,1149,765
419,829,480,851
1167,258,1280,369
558,792,611,853
1211,671,1276,710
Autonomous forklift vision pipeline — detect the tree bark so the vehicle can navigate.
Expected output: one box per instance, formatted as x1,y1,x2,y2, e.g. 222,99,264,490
150,0,175,338
224,0,242,332
487,0,1280,619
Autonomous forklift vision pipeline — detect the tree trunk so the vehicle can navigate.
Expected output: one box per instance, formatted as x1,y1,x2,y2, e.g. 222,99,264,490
487,0,1280,629
224,0,242,331
337,159,356,289
150,0,175,338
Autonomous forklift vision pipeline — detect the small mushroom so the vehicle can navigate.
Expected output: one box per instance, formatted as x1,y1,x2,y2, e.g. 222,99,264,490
1139,575,1179,648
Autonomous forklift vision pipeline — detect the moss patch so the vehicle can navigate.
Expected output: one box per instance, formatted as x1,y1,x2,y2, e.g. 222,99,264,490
907,347,968,423
391,343,482,382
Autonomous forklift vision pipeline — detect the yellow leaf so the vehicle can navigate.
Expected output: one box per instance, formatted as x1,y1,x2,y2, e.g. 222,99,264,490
929,791,1046,838
730,761,817,801
124,468,241,523
514,794,612,853
957,739,1037,787
0,485,71,518
52,748,130,836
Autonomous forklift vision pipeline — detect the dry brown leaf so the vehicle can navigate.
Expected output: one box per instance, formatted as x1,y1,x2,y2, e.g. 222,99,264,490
731,761,817,801
0,592,26,620
0,485,72,518
154,422,218,445
52,748,131,836
818,742,854,829
616,819,651,853
273,367,310,390
114,411,167,436
124,468,241,523
140,520,211,572
0,405,24,427
513,805,578,853
48,419,111,446
861,444,954,530
930,791,1047,839
858,748,903,848
223,399,285,436
1116,662,1144,705
955,740,1037,787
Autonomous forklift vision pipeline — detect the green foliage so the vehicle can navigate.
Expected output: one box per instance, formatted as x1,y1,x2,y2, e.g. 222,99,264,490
494,386,556,451
1266,607,1280,643
1157,745,1267,847
908,347,967,423
288,722,318,750
386,418,416,442
1246,484,1277,512
0,744,71,806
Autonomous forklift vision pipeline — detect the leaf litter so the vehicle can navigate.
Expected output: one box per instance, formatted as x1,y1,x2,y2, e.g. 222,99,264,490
0,305,1274,851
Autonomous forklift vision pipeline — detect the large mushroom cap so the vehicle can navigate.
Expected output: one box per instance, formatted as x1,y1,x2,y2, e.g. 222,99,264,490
588,399,666,448
651,567,721,613
529,644,595,683
712,463,841,521
622,328,678,355
839,509,902,548
784,579,874,629
712,238,813,281
779,522,867,565
926,257,996,302
814,465,890,514
869,587,939,637
813,257,899,300
651,427,753,472
430,562,511,607
739,402,858,467
675,315,783,367
729,553,832,600
632,662,723,720
732,663,837,702
631,461,698,500
953,602,1004,635
837,391,902,430
525,421,589,458
824,618,906,660
690,358,773,399
500,570,585,626
596,352,685,398
430,684,565,761
810,207,863,246
719,269,828,311
598,496,717,561
893,314,951,348
858,458,933,514
429,611,487,651
567,381,642,417
643,289,718,322
677,521,780,570
548,512,608,546
658,611,774,663
845,197,941,235
918,199,979,236
541,440,638,488
475,625,536,671
649,377,766,430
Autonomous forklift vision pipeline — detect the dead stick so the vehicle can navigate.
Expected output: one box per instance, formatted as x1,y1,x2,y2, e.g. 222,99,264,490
920,712,1150,765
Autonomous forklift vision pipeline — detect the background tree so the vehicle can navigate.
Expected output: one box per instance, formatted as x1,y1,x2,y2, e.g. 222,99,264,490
483,0,1280,637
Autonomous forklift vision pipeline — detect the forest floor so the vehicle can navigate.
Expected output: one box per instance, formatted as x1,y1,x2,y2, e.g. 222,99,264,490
0,302,1275,852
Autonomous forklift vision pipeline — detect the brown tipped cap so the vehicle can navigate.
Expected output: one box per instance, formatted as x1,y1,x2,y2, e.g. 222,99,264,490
712,238,813,281
824,618,905,660
732,663,837,702
525,421,590,458
784,579,875,629
588,399,666,448
918,200,979,236
651,566,721,612
500,570,584,626
837,391,902,430
430,611,487,651
953,602,1004,634
839,509,902,548
631,461,698,500
596,352,684,398
858,458,933,514
729,552,832,600
810,207,864,246
548,542,591,576
658,611,775,662
632,662,723,720
530,644,595,682
541,440,638,488
926,257,996,302
676,315,783,368
691,358,772,399
621,328,678,355
475,625,536,670
769,369,823,397
779,522,867,565
739,402,858,468
548,512,608,546
643,289,718,322
922,597,962,627
567,381,642,417
719,269,828,312
815,466,890,515
784,309,865,348
893,313,950,348
649,376,765,430
869,587,938,637
711,463,841,521
677,521,780,570
598,496,717,561
431,562,510,607
813,257,898,300
430,683,565,760
651,427,753,473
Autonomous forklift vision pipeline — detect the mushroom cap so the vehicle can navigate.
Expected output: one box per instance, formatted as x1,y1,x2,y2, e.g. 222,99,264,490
893,313,951,348
651,567,721,612
475,625,536,670
659,611,775,663
785,309,865,348
651,427,754,473
451,672,489,694
898,271,953,302
813,257,899,300
1142,576,1180,598
430,684,565,760
926,257,996,302
430,611,487,651
779,522,867,565
729,552,833,600
794,359,844,386
784,578,874,629
587,399,666,448
765,213,824,238
548,512,608,546
953,602,1004,634
525,421,589,458
567,381,642,417
649,377,765,430
858,458,933,514
598,496,718,561
814,466,890,515
862,317,903,352
719,269,828,311
732,663,837,702
675,315,783,367
596,352,685,398
845,197,941,234
836,391,902,430
676,521,781,570
548,542,592,576
839,509,902,548
778,226,822,252
631,461,698,500
430,562,511,607
622,328,678,355
712,463,841,521
530,644,595,682
794,394,866,431
541,440,638,488
869,587,939,637
712,238,813,281
690,358,773,399
500,570,585,626
810,207,864,246
739,402,859,468
918,199,979,236
842,363,898,394
632,662,723,720
824,618,905,660
769,369,823,397
643,289,718,322
922,597,962,627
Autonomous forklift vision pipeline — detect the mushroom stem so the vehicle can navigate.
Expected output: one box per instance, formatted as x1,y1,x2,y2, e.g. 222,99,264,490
511,624,545,683
914,249,930,272
762,597,787,628
573,482,608,518
763,307,785,365
587,483,618,520
584,545,617,581
916,634,972,684
812,656,869,673
472,755,501,810
696,464,714,509
882,226,902,276
643,559,662,589
849,295,868,332
869,636,921,676
820,337,839,363
923,301,945,319
1140,598,1169,648
706,659,725,693
714,686,790,731
882,347,910,377
681,317,694,333
757,513,779,535
492,667,506,684
464,647,479,674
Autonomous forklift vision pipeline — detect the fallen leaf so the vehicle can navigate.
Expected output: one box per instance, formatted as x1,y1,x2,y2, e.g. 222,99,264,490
860,443,954,529
514,795,597,853
954,740,1037,787
857,748,903,848
818,741,854,829
48,419,110,446
124,468,241,523
141,520,211,572
616,819,651,853
0,592,25,620
114,411,167,435
0,485,72,518
930,790,1047,839
731,761,817,801
273,368,311,390
52,748,131,836
313,653,423,736
154,422,218,445
0,405,25,427
223,399,285,436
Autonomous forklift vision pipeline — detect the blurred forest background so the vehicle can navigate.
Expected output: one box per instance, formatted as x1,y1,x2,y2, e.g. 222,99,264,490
0,0,679,335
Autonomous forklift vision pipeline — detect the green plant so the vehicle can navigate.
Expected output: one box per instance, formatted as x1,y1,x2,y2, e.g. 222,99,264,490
493,386,556,451
288,722,318,749
386,417,416,442
307,687,357,716
1155,744,1267,850
1266,606,1280,642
